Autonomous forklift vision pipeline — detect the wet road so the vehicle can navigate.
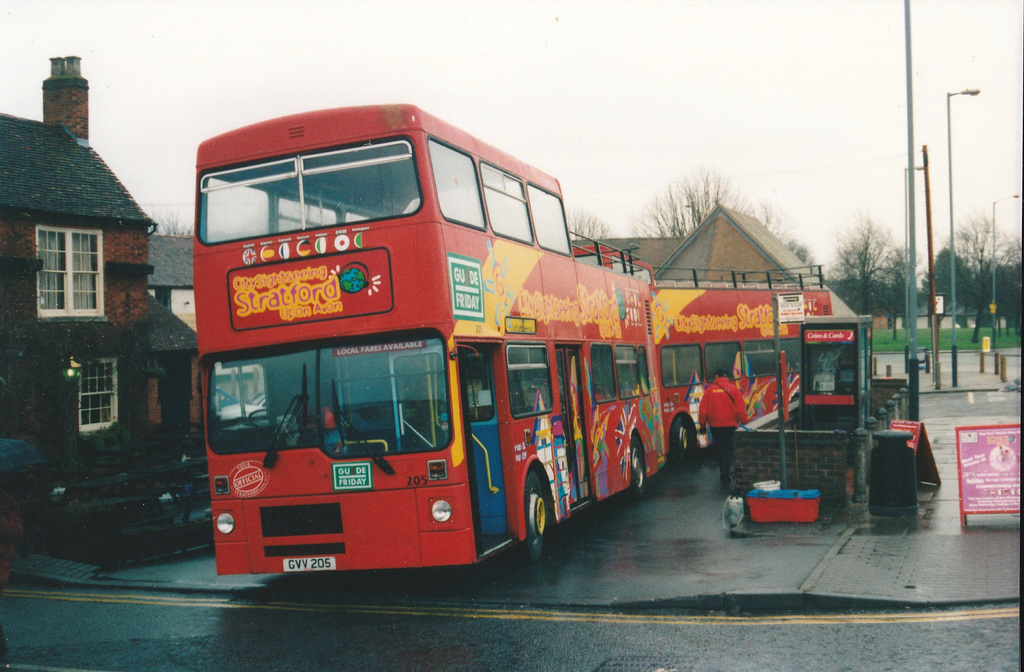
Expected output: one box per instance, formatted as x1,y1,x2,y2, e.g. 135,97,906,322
3,585,1019,671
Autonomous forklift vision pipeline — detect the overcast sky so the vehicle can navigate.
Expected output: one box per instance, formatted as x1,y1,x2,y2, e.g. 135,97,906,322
2,0,1021,265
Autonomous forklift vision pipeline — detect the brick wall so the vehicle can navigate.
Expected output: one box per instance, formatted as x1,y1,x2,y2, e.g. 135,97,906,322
733,430,850,502
0,214,149,325
0,216,38,320
871,377,907,419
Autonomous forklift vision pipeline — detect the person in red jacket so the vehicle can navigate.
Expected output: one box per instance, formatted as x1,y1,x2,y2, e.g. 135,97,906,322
698,369,749,483
0,487,24,658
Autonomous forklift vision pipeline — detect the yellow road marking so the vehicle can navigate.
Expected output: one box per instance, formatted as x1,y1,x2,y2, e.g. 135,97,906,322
5,588,1017,626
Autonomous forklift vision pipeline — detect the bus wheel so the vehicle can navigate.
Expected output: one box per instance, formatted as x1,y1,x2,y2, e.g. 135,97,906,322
630,435,648,499
524,471,547,562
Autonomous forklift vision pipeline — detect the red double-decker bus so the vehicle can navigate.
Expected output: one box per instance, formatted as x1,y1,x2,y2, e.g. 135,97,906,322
651,281,834,457
193,105,663,575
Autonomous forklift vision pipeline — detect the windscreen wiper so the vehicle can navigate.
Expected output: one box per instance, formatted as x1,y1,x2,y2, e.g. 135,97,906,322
331,382,395,475
264,365,309,469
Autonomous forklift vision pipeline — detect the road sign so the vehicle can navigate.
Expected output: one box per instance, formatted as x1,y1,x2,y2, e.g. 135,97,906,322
777,293,805,323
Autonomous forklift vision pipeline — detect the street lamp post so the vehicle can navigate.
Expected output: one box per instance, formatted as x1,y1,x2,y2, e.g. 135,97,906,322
991,194,1020,346
946,88,980,388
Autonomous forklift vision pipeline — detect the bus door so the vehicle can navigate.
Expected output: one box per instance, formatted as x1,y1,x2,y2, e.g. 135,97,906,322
555,346,591,505
457,345,509,550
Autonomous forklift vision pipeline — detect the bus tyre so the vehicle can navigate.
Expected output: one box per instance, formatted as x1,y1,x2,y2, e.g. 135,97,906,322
524,471,547,562
630,435,648,499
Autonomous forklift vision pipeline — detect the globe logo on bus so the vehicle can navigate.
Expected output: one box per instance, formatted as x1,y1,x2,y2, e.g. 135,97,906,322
338,263,369,294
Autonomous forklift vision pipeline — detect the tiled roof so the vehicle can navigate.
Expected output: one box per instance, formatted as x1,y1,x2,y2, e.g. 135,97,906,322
0,112,152,225
149,235,194,288
146,295,197,352
595,237,684,271
716,205,809,271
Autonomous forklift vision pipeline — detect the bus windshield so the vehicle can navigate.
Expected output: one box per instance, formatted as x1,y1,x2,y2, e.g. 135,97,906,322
208,336,450,458
199,140,422,244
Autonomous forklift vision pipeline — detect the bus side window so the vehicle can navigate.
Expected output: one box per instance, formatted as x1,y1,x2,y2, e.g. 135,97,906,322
528,185,571,255
781,338,801,374
429,140,485,229
507,344,553,418
659,344,702,388
482,164,532,244
614,345,642,399
638,346,651,394
705,342,740,380
591,344,616,403
743,339,777,378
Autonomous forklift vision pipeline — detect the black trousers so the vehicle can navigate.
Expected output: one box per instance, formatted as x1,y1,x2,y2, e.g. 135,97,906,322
710,426,737,479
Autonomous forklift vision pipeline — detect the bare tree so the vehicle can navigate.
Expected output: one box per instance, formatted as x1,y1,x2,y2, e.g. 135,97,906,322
935,212,1020,343
827,212,903,317
149,207,193,236
567,209,614,241
630,167,749,238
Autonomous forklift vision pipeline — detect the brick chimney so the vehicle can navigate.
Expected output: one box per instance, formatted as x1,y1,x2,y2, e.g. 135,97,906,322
43,56,89,143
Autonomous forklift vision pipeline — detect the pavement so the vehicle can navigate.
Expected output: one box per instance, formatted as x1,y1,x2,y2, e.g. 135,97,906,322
10,349,1020,612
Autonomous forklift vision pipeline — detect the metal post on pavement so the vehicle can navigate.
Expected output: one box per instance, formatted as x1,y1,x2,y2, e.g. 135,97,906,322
892,393,902,421
904,0,921,421
854,427,869,503
991,195,1020,347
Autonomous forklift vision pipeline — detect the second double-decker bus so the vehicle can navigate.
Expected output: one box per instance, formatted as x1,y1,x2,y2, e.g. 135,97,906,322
193,104,664,575
651,281,834,459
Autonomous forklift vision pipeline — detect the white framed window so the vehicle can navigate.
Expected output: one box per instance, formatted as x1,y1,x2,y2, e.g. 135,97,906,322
36,226,104,317
80,358,118,431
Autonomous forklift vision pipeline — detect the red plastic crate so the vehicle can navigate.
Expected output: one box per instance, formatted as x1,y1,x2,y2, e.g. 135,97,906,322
746,490,820,523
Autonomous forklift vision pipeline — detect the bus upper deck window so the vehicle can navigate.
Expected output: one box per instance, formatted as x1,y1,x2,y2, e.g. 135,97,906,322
429,140,485,229
528,185,570,255
482,164,531,244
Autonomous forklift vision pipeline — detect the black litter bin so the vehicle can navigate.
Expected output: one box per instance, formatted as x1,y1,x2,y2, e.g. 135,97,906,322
868,429,918,516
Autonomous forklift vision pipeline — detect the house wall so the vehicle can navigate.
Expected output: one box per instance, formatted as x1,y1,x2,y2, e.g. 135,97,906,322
705,213,777,281
0,213,149,325
0,212,151,460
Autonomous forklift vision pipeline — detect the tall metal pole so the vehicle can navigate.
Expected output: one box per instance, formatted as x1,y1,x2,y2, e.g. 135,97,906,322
992,195,1021,346
904,0,920,420
773,295,787,490
904,168,910,350
947,88,980,387
923,145,940,390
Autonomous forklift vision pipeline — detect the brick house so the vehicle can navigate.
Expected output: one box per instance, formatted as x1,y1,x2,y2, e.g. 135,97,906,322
0,56,155,463
146,235,200,436
604,205,853,314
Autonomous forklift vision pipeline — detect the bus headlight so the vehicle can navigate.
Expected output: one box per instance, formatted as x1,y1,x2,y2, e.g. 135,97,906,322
216,513,235,534
431,499,452,523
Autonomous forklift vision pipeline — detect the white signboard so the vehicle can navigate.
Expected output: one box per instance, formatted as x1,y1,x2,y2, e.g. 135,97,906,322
777,293,805,324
